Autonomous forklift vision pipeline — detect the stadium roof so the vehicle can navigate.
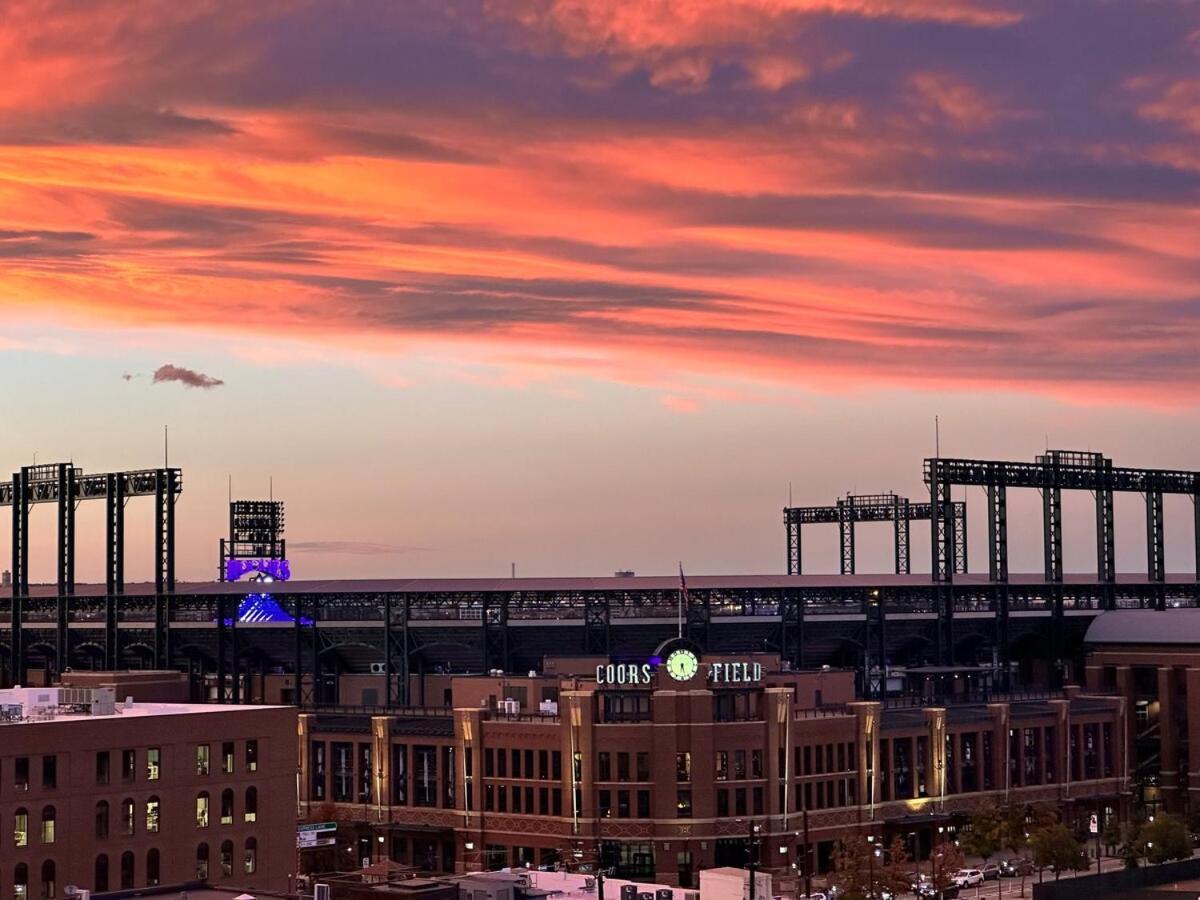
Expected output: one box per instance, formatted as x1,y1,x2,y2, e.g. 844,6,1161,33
1085,608,1200,646
5,571,1200,598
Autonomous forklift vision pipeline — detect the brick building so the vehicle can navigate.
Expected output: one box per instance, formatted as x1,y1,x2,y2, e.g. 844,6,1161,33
299,642,1126,886
0,686,297,897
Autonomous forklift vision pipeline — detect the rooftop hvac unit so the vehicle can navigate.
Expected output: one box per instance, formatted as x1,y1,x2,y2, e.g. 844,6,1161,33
657,891,673,900
369,663,387,675
583,878,596,891
620,886,637,900
315,884,332,900
638,892,654,900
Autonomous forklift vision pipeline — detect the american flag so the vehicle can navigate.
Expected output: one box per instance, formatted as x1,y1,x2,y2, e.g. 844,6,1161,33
678,561,688,600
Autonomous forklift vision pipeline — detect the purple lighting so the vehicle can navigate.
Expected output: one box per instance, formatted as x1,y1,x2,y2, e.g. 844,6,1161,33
226,557,291,582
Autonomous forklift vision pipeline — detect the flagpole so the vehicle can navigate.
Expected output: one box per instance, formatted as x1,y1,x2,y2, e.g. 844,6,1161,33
678,562,685,639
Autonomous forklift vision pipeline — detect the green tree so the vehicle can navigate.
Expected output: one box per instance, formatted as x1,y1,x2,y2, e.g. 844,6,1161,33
930,842,966,896
1101,816,1122,857
1137,814,1192,864
1029,823,1088,880
960,801,1003,862
1001,804,1030,855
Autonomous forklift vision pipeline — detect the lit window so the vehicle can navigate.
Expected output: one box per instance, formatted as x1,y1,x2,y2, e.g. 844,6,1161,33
146,797,160,833
246,740,259,773
244,837,258,875
121,798,135,836
196,745,210,776
40,806,55,844
196,792,210,828
147,748,161,781
14,808,28,847
244,787,257,823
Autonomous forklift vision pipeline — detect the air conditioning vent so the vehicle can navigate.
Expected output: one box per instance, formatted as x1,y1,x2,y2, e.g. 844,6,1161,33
369,663,386,675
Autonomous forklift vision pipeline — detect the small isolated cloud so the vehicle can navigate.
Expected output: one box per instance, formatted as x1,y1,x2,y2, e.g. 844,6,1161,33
290,541,432,556
152,363,224,389
121,371,139,381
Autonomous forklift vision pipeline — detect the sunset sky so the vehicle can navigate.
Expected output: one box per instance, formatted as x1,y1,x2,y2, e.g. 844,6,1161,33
3,0,1200,583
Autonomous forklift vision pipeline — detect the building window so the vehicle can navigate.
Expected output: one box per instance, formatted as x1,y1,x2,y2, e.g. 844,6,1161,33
602,693,651,723
599,790,612,817
753,786,764,815
196,792,210,828
717,789,729,817
96,751,111,786
221,789,234,825
40,806,55,844
414,746,437,807
96,801,109,839
310,741,326,801
246,740,259,772
196,843,210,880
637,789,650,817
443,746,456,808
598,752,611,781
636,752,650,781
245,787,258,823
197,745,210,776
14,863,28,900
751,749,763,778
735,788,747,816
39,861,54,900
120,851,135,890
121,798,135,835
122,749,136,782
42,756,56,790
715,751,729,781
15,757,29,791
676,752,691,782
94,855,109,893
220,840,234,878
244,837,258,874
617,790,631,818
676,790,692,818
146,797,160,833
147,848,160,886
147,748,161,781
538,750,549,779
222,742,235,775
14,808,29,847
391,744,407,805
332,742,353,802
358,743,373,804
617,752,630,781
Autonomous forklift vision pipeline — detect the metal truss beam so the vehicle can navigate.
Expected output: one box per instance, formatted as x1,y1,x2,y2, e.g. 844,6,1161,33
584,595,610,656
481,595,509,673
785,492,965,575
928,449,1200,586
1147,490,1165,583
686,588,711,649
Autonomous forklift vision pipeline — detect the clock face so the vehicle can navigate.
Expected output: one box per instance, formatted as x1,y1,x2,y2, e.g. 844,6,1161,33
665,648,700,682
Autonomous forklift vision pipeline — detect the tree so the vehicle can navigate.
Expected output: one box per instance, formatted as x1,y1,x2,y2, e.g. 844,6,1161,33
1029,823,1088,880
1001,803,1030,855
832,835,910,900
1137,814,1192,865
960,801,1003,862
1101,816,1123,857
930,842,965,896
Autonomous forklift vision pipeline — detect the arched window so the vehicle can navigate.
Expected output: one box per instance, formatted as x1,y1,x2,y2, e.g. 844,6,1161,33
196,791,210,828
120,851,135,890
220,840,234,878
95,800,109,839
121,797,135,835
220,788,234,825
14,808,28,847
39,806,55,844
94,855,109,893
39,860,55,900
244,786,258,823
244,837,258,875
147,848,160,887
195,843,210,880
14,863,29,900
146,796,160,833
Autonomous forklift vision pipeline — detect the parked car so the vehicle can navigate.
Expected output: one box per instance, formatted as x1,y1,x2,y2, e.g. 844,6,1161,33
998,857,1034,877
980,863,1001,881
952,869,984,887
796,894,827,900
